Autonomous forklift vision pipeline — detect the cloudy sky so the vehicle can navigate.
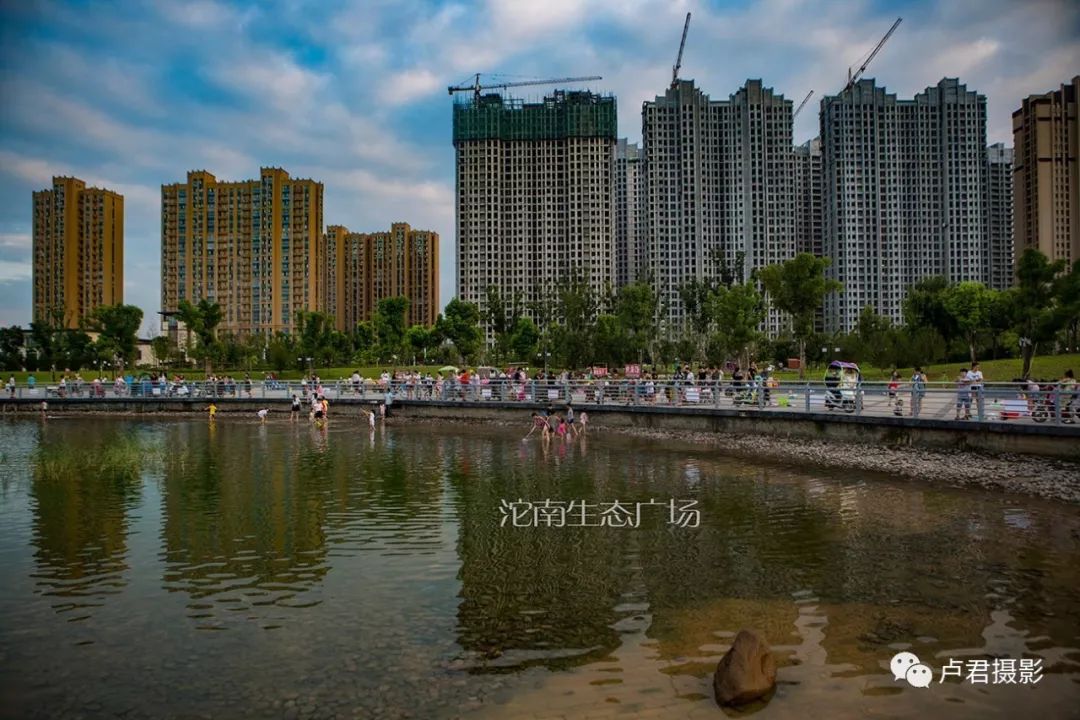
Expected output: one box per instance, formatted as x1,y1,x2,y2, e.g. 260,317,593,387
1,0,1077,334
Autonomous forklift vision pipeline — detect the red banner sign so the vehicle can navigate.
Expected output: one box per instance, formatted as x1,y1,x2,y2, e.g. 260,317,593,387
624,364,641,378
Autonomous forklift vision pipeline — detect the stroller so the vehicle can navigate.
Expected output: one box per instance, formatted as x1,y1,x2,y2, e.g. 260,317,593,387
824,361,860,414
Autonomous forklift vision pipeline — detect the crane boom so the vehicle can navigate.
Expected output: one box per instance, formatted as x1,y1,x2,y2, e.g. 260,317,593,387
845,17,901,91
793,90,814,119
671,12,691,87
448,75,603,101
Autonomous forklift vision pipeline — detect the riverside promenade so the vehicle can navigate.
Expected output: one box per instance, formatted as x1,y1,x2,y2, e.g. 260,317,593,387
4,378,1078,460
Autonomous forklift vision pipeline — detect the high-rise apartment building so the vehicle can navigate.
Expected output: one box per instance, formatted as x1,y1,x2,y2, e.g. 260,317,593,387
1012,76,1079,268
160,167,324,336
32,176,124,328
453,90,616,333
614,139,645,286
325,222,439,331
642,79,796,334
821,78,989,332
985,143,1015,290
793,138,823,258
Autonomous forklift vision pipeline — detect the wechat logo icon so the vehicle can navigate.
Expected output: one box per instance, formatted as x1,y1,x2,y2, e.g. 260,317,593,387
891,651,932,688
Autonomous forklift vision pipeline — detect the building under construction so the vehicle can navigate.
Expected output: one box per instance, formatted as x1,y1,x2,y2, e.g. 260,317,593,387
453,90,617,332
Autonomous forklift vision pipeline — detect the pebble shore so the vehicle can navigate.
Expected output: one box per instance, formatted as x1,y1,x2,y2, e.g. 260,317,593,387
612,426,1080,505
392,415,1080,505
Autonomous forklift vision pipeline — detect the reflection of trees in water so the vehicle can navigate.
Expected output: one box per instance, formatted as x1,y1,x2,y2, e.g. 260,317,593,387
160,422,331,615
632,463,1080,678
450,437,633,673
30,422,147,618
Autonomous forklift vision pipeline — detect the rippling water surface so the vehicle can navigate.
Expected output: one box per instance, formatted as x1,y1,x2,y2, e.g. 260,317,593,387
0,417,1078,719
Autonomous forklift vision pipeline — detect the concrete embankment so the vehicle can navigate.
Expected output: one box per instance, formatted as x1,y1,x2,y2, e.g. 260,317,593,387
4,396,1078,462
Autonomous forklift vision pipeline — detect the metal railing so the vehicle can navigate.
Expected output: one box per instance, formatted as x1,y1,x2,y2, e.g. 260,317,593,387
3,378,1078,426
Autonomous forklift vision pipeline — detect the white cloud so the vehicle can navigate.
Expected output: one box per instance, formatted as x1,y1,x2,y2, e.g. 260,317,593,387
0,233,30,251
0,260,32,283
1,0,1077,325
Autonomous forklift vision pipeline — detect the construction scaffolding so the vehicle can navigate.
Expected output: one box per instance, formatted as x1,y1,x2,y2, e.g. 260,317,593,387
452,90,617,143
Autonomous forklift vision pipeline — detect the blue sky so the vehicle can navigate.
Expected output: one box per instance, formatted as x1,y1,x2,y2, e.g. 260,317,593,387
1,0,1077,335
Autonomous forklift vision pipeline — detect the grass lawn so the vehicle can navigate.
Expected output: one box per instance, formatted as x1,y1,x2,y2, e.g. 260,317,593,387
775,354,1080,383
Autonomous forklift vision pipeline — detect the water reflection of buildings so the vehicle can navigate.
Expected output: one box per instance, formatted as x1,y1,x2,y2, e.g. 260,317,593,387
30,423,143,619
158,422,450,626
160,422,330,621
449,436,630,673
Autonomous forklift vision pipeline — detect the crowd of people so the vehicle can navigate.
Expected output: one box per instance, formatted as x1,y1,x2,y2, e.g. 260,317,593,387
6,362,1077,424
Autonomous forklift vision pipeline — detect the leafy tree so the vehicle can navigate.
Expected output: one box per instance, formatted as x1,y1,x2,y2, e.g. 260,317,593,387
353,321,377,363
437,298,483,363
759,254,842,378
483,286,523,363
150,335,176,368
904,276,957,344
507,316,539,362
296,311,335,368
614,281,660,364
372,297,410,362
0,325,24,371
176,299,223,373
267,332,295,373
855,306,900,373
1056,260,1080,352
87,304,143,372
709,281,765,369
554,276,600,369
678,279,715,361
942,282,997,365
592,314,626,367
1007,249,1066,378
405,324,438,363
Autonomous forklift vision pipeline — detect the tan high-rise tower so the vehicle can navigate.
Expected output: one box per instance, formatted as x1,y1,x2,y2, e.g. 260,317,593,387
1012,76,1079,268
161,167,324,335
325,222,439,331
32,176,124,328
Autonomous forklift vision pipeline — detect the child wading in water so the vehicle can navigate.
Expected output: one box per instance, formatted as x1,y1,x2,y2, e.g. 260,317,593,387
207,402,217,421
291,394,301,421
256,408,269,423
525,412,548,440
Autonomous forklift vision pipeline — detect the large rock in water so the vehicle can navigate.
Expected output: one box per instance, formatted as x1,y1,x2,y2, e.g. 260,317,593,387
713,629,777,706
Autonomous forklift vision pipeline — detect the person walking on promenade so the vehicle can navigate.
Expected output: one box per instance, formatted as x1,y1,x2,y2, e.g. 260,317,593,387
955,368,971,420
5,375,14,399
1059,369,1077,421
910,367,926,417
967,362,985,419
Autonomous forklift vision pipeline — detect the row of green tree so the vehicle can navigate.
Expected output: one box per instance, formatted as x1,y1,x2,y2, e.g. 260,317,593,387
479,248,1079,378
3,249,1076,378
0,305,144,375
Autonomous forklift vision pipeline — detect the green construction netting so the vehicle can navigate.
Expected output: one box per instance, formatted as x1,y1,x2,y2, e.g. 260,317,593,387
453,91,617,143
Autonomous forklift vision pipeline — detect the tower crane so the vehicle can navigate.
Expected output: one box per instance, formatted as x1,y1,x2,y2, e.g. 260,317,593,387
792,90,814,120
448,74,603,102
671,12,691,88
844,17,902,92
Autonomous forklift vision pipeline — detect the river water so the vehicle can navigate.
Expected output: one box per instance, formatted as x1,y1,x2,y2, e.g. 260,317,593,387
0,417,1078,719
